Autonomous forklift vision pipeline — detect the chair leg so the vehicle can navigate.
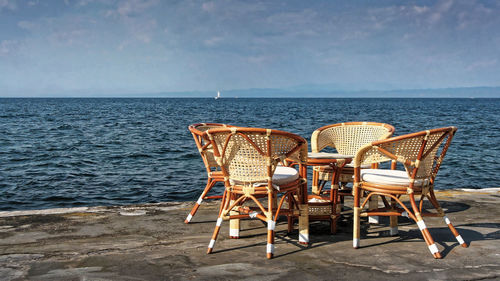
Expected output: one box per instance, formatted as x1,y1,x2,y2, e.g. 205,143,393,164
312,168,320,195
330,184,338,234
337,186,346,214
409,194,442,259
185,178,216,223
389,216,398,236
207,216,223,254
287,195,293,233
267,219,275,259
353,206,361,248
229,194,240,239
427,190,468,248
353,187,361,248
368,195,379,224
298,204,309,245
266,192,275,259
207,193,230,254
389,197,398,236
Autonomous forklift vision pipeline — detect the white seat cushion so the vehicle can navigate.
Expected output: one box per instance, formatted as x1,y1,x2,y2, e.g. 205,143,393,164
272,166,300,185
308,197,330,203
231,166,300,187
360,169,429,186
345,163,371,168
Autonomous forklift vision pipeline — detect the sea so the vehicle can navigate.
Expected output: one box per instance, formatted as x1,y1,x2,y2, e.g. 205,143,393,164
0,98,499,211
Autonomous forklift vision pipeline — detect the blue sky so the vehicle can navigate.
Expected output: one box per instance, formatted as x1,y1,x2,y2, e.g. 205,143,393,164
1,0,499,96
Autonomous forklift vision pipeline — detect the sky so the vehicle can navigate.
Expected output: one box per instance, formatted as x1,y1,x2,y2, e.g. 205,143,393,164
1,0,500,97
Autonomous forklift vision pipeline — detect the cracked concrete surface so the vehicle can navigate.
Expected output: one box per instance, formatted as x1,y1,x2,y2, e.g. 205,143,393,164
1,189,499,280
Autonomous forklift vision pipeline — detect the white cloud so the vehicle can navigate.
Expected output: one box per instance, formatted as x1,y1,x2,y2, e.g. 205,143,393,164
0,40,19,56
413,5,429,14
0,0,16,11
202,1,215,12
18,21,37,31
48,29,88,46
428,0,454,24
321,57,340,65
466,59,498,71
203,36,223,47
247,55,273,64
117,0,158,17
77,0,114,7
130,18,157,43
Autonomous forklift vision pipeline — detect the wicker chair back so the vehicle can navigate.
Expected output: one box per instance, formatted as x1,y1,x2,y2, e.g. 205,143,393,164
355,126,456,182
188,123,230,173
207,127,307,184
311,122,395,163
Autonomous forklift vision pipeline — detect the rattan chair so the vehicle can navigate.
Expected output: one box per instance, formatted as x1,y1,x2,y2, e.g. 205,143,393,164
352,127,468,258
205,127,309,259
185,123,230,224
310,122,395,215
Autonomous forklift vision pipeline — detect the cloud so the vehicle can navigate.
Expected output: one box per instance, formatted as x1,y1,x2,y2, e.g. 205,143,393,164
321,57,340,65
247,55,273,64
203,36,223,47
48,29,88,46
0,40,19,56
76,0,115,7
129,18,157,43
116,0,159,17
0,0,16,11
18,20,37,31
466,59,498,71
428,0,454,24
2,0,500,94
202,1,215,12
413,5,429,14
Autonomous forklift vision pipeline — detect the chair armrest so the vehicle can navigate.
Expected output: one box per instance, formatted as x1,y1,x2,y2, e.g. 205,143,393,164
311,128,334,153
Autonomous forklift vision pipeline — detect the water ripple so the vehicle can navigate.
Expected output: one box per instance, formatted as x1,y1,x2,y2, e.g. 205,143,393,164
0,98,499,210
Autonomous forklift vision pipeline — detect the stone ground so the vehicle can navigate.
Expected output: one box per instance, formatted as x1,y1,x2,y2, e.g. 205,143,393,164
1,188,499,281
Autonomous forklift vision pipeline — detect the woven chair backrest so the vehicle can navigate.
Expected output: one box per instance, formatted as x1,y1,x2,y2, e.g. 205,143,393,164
188,123,230,171
207,127,307,184
312,122,395,160
357,127,456,181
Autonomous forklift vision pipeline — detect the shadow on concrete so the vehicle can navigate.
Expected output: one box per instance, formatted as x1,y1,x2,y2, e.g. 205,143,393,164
347,222,498,258
204,199,479,258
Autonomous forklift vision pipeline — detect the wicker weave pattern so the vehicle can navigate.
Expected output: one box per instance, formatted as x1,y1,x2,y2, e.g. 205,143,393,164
313,123,395,164
352,127,465,258
205,127,310,259
191,123,227,169
310,122,395,193
209,129,306,184
185,123,230,224
308,204,332,216
358,130,449,180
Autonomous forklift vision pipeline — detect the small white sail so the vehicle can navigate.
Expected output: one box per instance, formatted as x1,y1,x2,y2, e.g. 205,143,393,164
215,91,221,99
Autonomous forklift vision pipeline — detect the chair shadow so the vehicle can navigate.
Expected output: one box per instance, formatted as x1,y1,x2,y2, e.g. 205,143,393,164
352,220,500,258
357,224,497,258
211,221,338,257
340,199,470,215
209,200,491,259
301,200,489,258
187,220,217,224
212,228,337,258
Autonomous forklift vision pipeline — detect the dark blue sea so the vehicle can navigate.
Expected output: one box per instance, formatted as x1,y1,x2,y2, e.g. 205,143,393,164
1,98,499,211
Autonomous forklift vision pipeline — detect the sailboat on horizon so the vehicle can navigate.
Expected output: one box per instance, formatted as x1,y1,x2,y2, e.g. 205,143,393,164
215,91,221,100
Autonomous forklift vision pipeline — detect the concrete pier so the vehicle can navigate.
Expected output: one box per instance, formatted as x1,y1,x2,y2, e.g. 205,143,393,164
1,189,499,280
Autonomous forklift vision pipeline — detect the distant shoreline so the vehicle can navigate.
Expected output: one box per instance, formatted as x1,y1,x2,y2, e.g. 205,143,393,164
2,86,500,98
1,97,499,99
